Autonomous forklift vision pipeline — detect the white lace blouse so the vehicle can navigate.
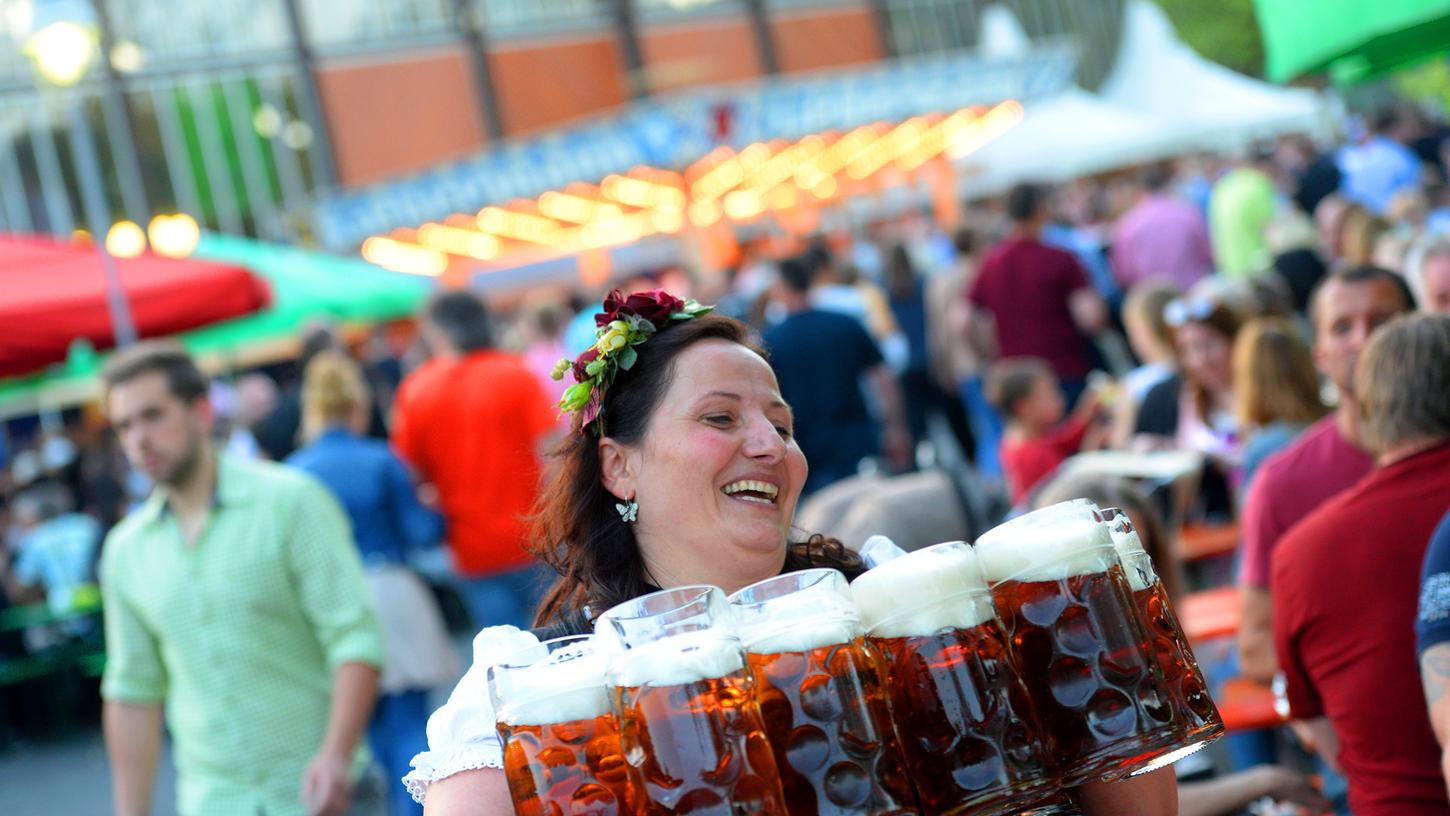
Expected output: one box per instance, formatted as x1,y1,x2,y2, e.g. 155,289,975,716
403,625,541,805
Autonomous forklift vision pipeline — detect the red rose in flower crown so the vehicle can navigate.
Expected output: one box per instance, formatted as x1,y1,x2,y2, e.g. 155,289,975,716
595,289,685,327
551,289,713,435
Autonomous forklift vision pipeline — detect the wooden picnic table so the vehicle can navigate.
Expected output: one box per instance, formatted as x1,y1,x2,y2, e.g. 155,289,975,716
1181,585,1240,643
1178,522,1239,562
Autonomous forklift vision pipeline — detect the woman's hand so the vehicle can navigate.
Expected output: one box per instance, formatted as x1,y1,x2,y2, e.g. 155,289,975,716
421,768,513,816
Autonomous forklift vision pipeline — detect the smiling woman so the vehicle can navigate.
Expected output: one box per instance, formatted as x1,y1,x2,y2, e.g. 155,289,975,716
403,293,863,812
405,292,1179,816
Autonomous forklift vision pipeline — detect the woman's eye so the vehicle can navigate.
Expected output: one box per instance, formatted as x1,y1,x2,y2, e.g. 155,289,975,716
775,426,793,439
704,414,734,426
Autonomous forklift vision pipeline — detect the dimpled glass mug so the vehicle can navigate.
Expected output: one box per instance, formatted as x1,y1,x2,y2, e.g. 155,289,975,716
489,635,636,816
730,569,919,815
594,585,788,815
852,542,1055,815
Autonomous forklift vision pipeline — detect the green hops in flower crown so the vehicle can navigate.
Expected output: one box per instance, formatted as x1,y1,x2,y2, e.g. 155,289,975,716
551,288,713,435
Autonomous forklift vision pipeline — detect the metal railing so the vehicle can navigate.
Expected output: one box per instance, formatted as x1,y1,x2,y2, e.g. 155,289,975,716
0,0,1122,242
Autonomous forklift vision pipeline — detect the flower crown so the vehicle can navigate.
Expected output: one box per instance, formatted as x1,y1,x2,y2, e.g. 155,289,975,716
551,289,713,435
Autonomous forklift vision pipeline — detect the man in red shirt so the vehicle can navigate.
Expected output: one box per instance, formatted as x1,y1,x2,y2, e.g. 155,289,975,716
1272,313,1450,816
968,183,1108,402
1237,266,1413,684
392,292,558,629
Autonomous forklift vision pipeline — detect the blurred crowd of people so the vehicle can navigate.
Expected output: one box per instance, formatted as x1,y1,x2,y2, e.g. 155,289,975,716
2,104,1450,815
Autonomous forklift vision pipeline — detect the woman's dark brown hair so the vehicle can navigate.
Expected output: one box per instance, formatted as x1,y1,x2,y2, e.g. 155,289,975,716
530,313,862,630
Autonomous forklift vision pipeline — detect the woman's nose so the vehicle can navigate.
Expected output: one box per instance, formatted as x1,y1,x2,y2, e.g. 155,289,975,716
742,416,785,460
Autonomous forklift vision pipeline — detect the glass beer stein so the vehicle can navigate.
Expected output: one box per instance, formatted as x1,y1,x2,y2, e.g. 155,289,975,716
595,585,788,815
975,501,1181,783
852,541,1055,816
1101,506,1224,774
488,635,635,816
729,568,919,815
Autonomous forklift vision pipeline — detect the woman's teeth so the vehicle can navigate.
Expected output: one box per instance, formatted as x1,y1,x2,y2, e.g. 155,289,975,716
721,480,779,504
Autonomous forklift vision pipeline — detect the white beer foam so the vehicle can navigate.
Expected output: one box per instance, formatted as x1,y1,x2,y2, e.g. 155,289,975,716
851,542,994,638
743,618,857,654
606,629,745,688
499,685,613,727
496,650,612,726
975,503,1116,583
1107,524,1153,592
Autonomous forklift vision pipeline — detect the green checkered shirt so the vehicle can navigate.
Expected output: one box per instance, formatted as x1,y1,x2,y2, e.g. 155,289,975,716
100,454,384,816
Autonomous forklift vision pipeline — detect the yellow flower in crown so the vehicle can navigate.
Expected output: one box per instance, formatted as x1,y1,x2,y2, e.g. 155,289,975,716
551,288,713,435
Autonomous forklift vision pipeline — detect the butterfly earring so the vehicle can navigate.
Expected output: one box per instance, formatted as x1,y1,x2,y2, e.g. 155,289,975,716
616,497,639,524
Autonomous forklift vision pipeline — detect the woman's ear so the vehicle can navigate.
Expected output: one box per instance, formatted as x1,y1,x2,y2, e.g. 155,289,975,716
598,436,638,500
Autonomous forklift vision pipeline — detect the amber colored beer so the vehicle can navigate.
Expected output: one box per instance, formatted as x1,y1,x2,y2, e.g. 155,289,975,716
614,668,786,816
748,638,917,815
991,566,1178,782
870,620,1053,816
499,714,635,816
1133,582,1223,742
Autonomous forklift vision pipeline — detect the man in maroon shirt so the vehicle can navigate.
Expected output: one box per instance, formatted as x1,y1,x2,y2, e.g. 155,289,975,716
1273,313,1450,816
1237,266,1413,684
968,183,1107,401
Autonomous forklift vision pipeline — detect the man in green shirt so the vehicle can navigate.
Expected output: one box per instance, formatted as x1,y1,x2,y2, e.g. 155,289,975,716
1208,150,1281,279
99,342,384,816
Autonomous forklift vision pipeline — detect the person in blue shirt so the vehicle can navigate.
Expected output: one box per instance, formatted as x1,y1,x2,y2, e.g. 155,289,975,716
763,256,912,494
1338,111,1425,216
287,351,456,816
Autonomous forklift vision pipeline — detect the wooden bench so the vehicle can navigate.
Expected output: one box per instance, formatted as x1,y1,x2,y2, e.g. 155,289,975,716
1180,585,1240,643
1178,522,1239,562
1217,676,1286,732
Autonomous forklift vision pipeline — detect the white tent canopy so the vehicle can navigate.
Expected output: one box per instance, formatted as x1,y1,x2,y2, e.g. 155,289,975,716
1100,0,1335,147
957,6,1199,192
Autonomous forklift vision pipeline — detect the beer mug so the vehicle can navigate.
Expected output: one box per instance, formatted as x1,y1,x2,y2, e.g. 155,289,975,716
1018,792,1084,815
488,635,635,816
729,568,919,815
595,585,788,815
852,541,1054,816
1101,506,1224,773
975,501,1180,782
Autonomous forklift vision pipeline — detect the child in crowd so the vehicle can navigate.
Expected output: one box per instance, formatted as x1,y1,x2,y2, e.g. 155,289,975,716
991,357,1107,505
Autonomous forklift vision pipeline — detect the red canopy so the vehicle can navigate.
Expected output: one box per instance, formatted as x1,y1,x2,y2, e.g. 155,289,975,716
0,234,272,378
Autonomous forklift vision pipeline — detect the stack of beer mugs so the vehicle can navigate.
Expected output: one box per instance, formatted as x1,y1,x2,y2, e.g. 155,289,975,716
484,499,1222,815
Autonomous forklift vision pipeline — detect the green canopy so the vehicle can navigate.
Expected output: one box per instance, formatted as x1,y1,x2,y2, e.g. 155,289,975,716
1255,0,1450,83
0,234,431,417
181,233,431,354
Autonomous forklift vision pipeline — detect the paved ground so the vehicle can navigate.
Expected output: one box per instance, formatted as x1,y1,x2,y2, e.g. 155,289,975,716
0,728,401,815
0,729,177,815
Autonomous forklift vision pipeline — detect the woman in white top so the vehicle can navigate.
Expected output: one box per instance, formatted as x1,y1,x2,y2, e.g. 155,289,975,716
406,290,1179,815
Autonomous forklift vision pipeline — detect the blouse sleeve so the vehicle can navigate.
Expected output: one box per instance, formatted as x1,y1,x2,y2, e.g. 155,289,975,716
403,625,540,804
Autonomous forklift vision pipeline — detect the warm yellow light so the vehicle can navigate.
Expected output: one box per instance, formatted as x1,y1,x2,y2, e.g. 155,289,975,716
811,176,838,199
723,190,763,221
105,220,146,259
688,199,722,227
147,213,200,258
765,185,799,210
417,223,500,260
24,21,97,87
476,206,561,244
650,209,685,234
946,101,1023,160
361,237,449,277
539,191,619,225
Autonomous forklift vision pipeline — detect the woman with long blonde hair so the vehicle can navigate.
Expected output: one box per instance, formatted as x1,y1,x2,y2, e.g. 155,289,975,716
289,350,457,816
1232,318,1329,489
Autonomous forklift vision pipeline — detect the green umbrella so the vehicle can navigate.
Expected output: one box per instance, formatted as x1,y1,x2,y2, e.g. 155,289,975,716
182,232,432,355
1255,0,1450,83
0,235,432,417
